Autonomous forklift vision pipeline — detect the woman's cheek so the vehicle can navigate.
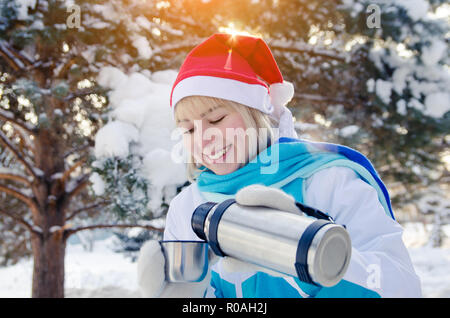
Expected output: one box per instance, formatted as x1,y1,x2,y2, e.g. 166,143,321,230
192,139,206,165
183,135,198,164
225,117,248,164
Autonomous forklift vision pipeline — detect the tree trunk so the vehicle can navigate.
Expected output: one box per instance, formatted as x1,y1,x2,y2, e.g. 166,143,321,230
31,231,66,298
31,127,67,298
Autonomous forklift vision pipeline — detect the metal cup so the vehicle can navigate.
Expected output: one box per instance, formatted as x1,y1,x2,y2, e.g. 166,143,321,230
159,240,209,283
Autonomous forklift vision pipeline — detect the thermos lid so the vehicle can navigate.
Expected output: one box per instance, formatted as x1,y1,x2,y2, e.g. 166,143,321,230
308,224,352,287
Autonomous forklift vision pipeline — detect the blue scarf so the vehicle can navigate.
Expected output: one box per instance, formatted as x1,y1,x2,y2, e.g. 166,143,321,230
197,137,395,220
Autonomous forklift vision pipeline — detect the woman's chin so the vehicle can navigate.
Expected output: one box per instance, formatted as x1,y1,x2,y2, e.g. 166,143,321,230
206,162,241,175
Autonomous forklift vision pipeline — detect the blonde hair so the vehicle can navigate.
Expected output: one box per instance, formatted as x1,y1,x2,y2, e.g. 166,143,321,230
175,95,275,182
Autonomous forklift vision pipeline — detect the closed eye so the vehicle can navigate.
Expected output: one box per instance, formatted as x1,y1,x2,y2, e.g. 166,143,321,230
179,126,194,134
209,116,225,124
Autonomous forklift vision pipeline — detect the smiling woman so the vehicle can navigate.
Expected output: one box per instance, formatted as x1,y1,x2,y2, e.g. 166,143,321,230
137,33,421,299
175,95,275,181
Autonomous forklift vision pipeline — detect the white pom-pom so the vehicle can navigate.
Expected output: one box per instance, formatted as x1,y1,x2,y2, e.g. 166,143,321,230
269,81,294,106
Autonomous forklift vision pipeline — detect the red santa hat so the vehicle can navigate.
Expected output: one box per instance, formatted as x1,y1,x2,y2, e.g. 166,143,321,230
170,33,297,138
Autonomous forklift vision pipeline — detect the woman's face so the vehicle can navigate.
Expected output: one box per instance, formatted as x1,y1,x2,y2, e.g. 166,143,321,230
177,104,249,175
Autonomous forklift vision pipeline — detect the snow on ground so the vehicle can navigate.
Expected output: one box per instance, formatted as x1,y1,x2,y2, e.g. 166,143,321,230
408,247,450,298
64,238,141,298
0,237,141,298
0,223,449,298
402,223,450,298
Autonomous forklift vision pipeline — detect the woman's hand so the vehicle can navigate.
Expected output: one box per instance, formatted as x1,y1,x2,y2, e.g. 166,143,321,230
235,184,299,214
137,240,166,297
137,240,213,298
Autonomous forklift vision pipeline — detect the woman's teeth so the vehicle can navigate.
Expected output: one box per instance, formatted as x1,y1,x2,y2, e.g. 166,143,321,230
205,144,232,161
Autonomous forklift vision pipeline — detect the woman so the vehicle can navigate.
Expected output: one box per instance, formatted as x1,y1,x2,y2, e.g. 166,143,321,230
137,33,421,298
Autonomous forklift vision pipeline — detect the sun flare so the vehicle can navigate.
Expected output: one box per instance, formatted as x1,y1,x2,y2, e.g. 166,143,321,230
218,22,261,38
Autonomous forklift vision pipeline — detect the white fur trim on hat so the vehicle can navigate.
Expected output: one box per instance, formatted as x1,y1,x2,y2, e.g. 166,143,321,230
172,76,272,115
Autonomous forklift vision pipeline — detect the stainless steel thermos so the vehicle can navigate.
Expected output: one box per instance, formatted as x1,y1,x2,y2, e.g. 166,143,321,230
191,199,352,287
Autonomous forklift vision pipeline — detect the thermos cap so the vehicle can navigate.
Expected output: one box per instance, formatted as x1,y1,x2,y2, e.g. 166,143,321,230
308,224,352,287
191,202,216,241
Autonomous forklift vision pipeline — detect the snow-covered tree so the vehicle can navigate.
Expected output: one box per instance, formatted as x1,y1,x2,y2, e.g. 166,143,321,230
0,147,31,265
333,1,449,231
1,0,448,298
0,0,174,297
269,0,449,223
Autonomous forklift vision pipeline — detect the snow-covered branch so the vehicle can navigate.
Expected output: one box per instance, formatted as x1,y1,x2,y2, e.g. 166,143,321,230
63,223,164,240
63,142,93,159
65,199,111,222
0,170,32,187
63,88,100,101
0,130,38,180
294,93,350,104
0,183,37,211
0,208,41,237
55,56,77,79
153,39,202,55
61,157,87,185
268,39,348,62
65,173,91,199
0,40,33,72
0,108,37,134
153,37,347,64
0,42,26,71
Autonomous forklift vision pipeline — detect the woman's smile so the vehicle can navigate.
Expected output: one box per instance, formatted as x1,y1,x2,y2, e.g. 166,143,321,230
203,143,233,163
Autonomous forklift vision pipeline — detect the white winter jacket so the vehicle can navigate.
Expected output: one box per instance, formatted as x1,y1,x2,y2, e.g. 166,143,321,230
163,166,422,298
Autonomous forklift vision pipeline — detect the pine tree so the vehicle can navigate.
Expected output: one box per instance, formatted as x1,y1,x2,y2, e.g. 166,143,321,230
0,0,168,297
334,0,449,230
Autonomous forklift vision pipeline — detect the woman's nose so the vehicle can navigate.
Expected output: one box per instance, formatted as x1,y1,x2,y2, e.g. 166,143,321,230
194,120,219,150
192,120,211,149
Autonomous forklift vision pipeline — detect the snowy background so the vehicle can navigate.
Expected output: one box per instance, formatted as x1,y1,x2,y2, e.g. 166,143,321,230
0,0,448,299
0,222,449,298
